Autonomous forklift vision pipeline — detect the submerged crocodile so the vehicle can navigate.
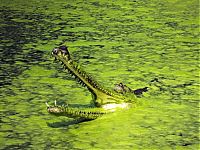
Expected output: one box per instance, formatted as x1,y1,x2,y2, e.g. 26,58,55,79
46,46,148,120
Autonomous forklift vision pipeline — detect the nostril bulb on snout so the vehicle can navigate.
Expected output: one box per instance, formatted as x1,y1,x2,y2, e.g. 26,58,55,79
59,46,68,55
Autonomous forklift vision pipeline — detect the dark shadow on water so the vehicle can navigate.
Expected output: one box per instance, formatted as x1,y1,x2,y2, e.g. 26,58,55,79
47,118,91,128
2,142,32,150
0,8,59,87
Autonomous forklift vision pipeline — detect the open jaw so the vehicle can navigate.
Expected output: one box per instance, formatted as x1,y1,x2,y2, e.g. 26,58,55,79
46,45,135,120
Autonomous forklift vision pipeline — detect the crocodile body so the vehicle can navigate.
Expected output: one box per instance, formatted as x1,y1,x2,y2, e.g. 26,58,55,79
46,46,147,120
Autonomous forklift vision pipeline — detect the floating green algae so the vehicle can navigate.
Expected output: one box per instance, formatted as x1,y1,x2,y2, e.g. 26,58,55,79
0,0,199,149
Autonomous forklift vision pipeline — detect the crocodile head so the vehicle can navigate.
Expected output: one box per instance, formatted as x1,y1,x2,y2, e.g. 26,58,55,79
46,45,140,120
51,45,131,108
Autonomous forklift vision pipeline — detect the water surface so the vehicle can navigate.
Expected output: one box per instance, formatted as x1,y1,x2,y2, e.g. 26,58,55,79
0,0,199,149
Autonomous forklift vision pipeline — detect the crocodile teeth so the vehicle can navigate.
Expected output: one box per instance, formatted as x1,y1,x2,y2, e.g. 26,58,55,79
54,100,57,106
53,58,58,63
64,66,67,70
45,102,50,107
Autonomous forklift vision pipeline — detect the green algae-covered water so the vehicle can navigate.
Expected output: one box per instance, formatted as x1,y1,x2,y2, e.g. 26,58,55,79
0,0,199,149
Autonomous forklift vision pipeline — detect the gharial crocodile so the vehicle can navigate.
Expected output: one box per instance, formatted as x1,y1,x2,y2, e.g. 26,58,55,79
46,46,148,120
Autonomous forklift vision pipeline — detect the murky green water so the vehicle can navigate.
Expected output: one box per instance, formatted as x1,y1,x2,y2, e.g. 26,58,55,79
0,0,199,149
